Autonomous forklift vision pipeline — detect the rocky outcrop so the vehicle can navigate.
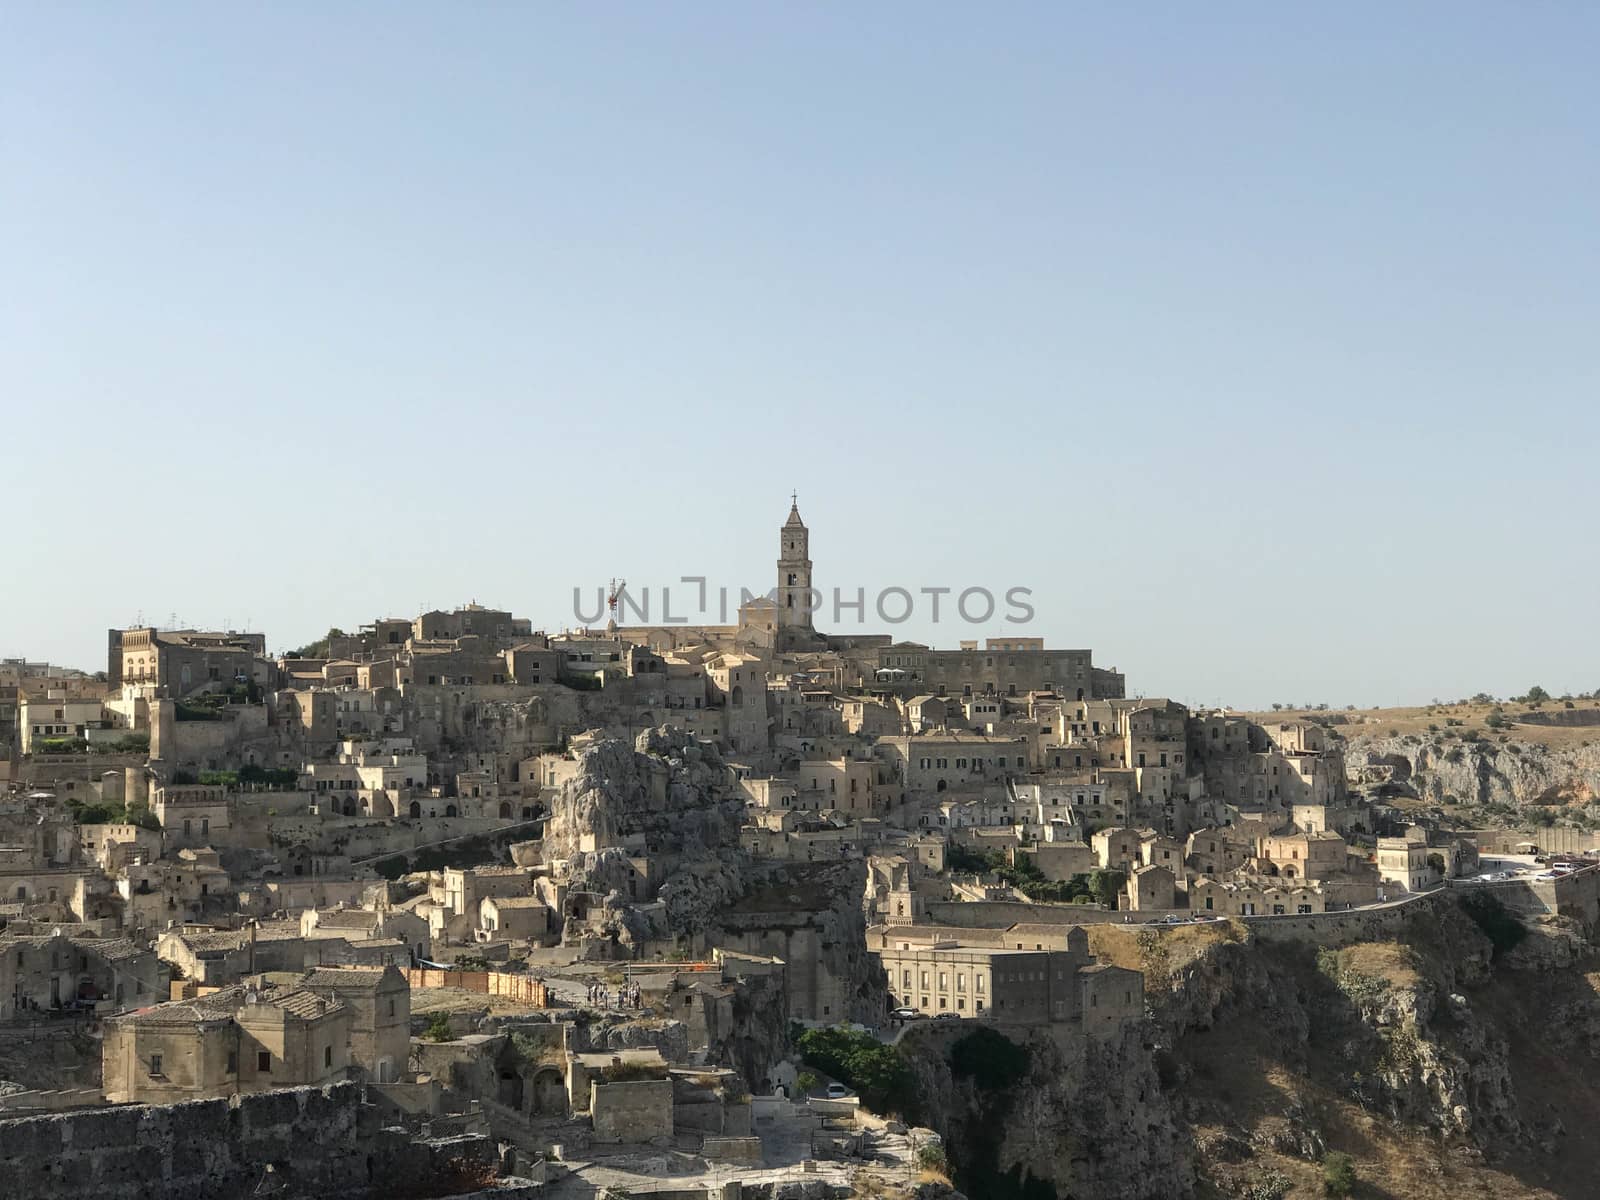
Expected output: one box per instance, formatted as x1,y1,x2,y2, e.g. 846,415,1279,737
543,727,746,863
901,1023,1188,1200
905,896,1600,1200
710,859,889,1026
1346,733,1600,811
543,728,888,1027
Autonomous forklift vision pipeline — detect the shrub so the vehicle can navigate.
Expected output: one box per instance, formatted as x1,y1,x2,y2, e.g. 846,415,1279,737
917,1144,949,1175
1322,1151,1357,1196
238,763,299,789
947,844,1007,875
1242,1171,1291,1200
423,1013,454,1042
174,700,224,722
795,1026,916,1116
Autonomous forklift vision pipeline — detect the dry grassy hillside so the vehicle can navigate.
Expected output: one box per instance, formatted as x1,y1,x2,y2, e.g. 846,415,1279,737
1241,697,1600,753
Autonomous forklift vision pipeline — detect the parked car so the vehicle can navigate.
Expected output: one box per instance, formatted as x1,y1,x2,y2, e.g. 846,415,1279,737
890,1007,924,1021
825,1082,851,1099
933,1012,962,1021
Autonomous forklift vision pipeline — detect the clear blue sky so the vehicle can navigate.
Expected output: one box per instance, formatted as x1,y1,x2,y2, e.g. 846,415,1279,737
5,4,1597,708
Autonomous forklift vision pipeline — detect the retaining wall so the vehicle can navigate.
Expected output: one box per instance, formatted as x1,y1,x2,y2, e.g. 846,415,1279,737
0,1082,500,1200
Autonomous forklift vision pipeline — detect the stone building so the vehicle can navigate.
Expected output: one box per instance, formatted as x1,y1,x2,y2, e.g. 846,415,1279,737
0,932,167,1017
1189,877,1326,916
151,785,232,848
478,895,551,941
108,627,268,695
102,981,351,1104
877,732,1032,796
1376,827,1435,893
873,923,1142,1033
1255,830,1348,881
299,964,410,1084
1126,864,1177,910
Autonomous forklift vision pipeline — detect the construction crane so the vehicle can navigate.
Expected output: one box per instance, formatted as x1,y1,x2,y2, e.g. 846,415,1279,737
606,578,626,626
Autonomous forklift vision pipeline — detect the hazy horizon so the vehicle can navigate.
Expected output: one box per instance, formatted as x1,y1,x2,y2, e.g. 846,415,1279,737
6,5,1597,709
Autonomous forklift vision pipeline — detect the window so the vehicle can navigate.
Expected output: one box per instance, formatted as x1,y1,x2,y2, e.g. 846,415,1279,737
258,1052,272,1073
149,1054,163,1076
324,1046,333,1068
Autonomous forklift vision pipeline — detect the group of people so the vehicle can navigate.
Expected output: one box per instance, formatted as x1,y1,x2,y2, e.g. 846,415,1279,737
584,979,644,1009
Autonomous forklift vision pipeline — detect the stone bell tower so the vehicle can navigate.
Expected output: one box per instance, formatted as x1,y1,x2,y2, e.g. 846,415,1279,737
777,496,813,632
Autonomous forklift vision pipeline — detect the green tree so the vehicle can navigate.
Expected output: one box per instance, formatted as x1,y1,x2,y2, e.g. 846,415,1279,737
290,627,348,659
1321,1151,1356,1196
1525,685,1550,703
423,1013,454,1042
1089,868,1126,909
795,1026,916,1116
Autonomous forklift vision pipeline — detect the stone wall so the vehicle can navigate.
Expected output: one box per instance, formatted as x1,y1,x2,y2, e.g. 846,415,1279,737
590,1077,673,1143
0,1081,499,1200
1220,891,1449,948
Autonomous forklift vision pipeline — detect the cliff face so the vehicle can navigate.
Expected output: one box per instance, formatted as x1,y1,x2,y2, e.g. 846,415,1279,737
543,727,747,863
711,858,890,1026
904,1024,1188,1200
907,899,1600,1200
1346,733,1600,812
543,728,889,1026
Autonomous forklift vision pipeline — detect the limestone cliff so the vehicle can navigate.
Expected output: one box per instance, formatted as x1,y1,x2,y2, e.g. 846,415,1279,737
902,897,1600,1200
903,1023,1188,1200
543,727,747,864
1347,732,1600,815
